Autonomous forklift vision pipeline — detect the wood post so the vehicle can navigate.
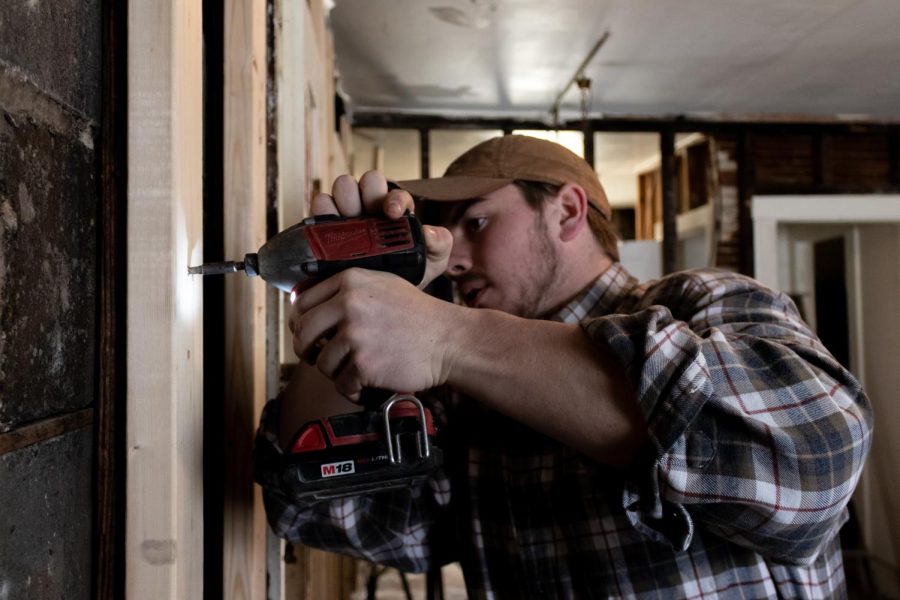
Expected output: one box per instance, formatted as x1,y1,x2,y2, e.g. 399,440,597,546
126,0,204,597
419,128,431,178
737,132,755,276
660,130,678,274
223,0,269,598
582,121,595,169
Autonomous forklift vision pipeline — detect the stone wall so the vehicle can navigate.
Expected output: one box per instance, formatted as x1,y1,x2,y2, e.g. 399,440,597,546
0,0,102,596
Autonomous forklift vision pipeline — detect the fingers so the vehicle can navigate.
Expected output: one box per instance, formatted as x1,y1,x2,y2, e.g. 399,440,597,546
314,334,351,380
333,364,363,402
362,169,414,218
294,270,346,314
384,189,415,219
311,192,339,216
311,174,367,218
291,272,366,402
420,225,453,289
314,171,414,220
290,276,345,360
292,301,342,364
315,337,367,404
332,175,363,216
294,319,363,403
359,171,388,214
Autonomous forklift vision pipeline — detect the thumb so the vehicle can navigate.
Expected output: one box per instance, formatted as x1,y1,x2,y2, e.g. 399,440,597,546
418,225,453,289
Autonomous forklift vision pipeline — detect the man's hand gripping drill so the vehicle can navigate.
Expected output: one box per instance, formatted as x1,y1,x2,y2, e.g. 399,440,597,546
189,171,454,500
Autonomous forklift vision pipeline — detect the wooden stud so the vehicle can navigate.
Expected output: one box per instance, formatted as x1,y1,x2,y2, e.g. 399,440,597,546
634,175,645,239
582,120,595,169
420,128,431,178
222,0,268,598
737,132,755,276
126,0,204,597
812,131,825,189
660,130,678,274
889,129,900,191
677,153,690,214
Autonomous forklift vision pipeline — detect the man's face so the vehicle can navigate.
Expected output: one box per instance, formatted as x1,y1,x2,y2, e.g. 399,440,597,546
437,184,562,319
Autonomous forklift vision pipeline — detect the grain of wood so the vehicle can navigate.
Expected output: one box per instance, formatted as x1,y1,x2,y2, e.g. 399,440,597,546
223,0,268,598
126,1,204,598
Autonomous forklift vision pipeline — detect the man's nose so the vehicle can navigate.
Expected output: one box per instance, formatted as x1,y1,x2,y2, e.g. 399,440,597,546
445,236,471,279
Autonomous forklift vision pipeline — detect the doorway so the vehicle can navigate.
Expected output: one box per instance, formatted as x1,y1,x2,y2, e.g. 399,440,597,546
754,195,900,597
813,236,850,369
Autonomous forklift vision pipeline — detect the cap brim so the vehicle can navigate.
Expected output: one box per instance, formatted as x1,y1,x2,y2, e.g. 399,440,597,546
395,176,514,201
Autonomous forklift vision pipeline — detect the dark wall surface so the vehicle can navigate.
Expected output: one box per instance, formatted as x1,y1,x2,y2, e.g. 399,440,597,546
0,0,102,121
0,1,100,430
0,0,101,595
0,427,93,597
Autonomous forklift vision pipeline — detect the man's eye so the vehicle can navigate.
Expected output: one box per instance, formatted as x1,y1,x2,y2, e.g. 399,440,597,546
467,217,487,234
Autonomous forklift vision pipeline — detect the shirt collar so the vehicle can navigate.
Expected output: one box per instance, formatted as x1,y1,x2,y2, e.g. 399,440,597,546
551,262,637,324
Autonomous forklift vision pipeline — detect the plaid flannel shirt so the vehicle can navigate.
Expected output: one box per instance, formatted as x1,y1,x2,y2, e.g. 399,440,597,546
256,264,872,599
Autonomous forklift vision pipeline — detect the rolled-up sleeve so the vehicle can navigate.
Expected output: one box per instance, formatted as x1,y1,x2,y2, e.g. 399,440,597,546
581,269,873,564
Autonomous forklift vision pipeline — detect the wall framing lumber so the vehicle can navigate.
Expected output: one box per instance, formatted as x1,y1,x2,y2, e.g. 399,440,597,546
737,132,755,275
660,130,677,274
419,128,431,178
222,0,268,598
890,130,900,189
582,120,595,168
126,0,204,598
274,0,308,369
271,1,362,596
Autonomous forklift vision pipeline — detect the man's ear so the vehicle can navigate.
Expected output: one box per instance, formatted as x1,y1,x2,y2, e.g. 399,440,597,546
556,183,589,242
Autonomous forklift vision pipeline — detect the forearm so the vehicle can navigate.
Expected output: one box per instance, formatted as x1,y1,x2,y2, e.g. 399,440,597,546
443,307,648,466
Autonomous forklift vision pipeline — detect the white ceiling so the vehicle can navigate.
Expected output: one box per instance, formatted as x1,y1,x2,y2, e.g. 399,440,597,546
330,0,900,121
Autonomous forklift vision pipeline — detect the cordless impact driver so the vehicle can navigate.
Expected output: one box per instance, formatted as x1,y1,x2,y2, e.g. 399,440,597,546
190,213,443,501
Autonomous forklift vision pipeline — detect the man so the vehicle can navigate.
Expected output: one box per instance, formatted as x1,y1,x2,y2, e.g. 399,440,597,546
256,135,872,598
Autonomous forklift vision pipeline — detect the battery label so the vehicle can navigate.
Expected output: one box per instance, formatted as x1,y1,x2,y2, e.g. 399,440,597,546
320,460,355,478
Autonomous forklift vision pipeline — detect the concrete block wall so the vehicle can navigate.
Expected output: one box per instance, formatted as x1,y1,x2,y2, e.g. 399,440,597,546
0,0,102,596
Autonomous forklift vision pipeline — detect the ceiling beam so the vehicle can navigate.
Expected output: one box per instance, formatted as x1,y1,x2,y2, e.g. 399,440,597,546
351,112,900,135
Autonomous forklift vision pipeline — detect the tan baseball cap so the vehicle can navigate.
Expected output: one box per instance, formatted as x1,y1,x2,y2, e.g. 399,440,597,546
396,134,611,220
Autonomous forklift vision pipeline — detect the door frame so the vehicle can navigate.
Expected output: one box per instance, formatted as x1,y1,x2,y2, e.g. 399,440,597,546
753,194,900,594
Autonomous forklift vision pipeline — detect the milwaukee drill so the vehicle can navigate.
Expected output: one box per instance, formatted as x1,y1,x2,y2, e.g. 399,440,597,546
189,213,443,501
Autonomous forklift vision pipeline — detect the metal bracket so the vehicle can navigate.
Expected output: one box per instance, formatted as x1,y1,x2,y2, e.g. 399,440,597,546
382,394,431,465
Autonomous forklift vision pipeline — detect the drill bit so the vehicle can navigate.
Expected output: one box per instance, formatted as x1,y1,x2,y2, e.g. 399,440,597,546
188,261,245,275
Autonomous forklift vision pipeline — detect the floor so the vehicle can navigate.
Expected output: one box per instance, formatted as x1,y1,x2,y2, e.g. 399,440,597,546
351,562,468,600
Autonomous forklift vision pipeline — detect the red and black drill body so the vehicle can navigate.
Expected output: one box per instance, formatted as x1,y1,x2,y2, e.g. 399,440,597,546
190,213,442,502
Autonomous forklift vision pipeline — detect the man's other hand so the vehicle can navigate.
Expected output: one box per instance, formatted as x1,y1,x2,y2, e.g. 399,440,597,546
311,170,452,288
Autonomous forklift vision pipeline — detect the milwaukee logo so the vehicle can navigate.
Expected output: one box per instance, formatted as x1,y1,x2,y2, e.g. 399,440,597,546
321,460,355,477
323,229,366,245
